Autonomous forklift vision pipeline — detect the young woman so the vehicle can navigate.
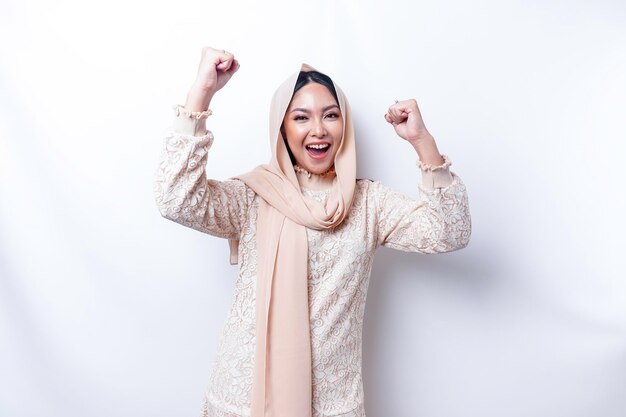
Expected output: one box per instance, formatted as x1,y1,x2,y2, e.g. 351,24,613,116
154,46,471,417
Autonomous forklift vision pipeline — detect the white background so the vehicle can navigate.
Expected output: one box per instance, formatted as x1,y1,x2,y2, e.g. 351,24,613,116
1,0,625,416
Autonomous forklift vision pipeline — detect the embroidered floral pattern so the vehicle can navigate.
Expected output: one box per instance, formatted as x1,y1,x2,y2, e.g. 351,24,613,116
154,127,471,417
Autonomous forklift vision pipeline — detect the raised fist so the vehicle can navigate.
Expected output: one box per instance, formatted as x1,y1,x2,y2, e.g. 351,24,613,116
384,99,431,143
185,47,240,111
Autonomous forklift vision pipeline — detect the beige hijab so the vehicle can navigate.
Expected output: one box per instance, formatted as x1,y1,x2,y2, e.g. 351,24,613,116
227,63,357,417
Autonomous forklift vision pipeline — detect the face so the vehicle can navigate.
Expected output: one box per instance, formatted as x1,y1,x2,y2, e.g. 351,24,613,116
281,82,344,174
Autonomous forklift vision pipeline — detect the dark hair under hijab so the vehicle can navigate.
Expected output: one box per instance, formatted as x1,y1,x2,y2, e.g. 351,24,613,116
281,70,340,166
293,71,339,104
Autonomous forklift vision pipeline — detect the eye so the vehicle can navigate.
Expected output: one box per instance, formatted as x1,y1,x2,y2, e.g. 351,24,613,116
326,112,339,119
294,115,307,121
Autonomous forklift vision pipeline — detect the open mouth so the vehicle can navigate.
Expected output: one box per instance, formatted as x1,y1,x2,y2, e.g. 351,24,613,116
305,143,331,159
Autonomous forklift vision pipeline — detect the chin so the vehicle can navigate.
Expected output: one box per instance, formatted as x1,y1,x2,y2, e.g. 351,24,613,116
296,160,334,175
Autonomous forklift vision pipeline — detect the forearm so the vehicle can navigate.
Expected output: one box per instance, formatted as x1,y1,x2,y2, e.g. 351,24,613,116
154,130,213,222
184,82,214,112
407,133,453,189
419,173,472,253
154,126,247,239
408,132,444,166
375,170,471,253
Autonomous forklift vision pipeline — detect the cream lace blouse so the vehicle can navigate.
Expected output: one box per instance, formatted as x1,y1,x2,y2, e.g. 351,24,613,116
153,112,472,417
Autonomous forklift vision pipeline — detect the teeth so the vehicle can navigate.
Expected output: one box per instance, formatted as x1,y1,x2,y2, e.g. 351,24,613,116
307,144,329,149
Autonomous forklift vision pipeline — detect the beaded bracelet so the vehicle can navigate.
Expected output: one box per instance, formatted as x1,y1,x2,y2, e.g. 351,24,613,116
172,104,213,119
417,154,452,171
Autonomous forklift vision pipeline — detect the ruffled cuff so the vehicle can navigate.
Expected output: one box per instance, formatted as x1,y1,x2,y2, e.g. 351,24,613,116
171,104,213,136
418,154,454,190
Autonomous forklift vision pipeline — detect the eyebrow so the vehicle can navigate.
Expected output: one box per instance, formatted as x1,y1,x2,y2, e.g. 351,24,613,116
290,104,340,113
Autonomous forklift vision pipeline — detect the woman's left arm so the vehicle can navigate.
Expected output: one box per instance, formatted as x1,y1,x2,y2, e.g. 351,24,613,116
374,157,471,253
375,99,472,253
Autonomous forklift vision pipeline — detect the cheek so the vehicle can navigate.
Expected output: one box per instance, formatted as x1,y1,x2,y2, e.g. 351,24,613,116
283,125,301,148
332,124,344,145
286,137,301,155
285,124,306,141
333,121,344,138
334,125,343,139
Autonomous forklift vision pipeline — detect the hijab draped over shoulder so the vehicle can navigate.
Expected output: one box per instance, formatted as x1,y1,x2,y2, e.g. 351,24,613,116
228,63,357,417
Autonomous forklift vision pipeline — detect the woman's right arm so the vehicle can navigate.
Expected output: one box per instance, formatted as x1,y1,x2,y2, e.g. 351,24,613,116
153,47,250,240
153,111,253,240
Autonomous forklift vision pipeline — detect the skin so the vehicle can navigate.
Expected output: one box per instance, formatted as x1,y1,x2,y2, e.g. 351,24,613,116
184,46,445,169
384,99,445,166
281,82,343,174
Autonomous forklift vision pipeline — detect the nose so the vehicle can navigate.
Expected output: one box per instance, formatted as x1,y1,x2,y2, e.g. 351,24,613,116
311,118,327,138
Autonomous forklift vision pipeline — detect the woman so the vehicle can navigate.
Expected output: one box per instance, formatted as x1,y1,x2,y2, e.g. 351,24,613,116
154,46,471,417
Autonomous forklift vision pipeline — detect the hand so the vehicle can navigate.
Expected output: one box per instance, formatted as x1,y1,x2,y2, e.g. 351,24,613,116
185,47,240,111
385,99,444,165
384,99,432,144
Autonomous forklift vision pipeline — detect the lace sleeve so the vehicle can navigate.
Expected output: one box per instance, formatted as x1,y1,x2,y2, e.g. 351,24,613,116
374,159,471,254
153,119,253,240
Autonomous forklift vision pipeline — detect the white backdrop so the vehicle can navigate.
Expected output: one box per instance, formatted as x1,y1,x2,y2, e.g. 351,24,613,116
1,0,625,416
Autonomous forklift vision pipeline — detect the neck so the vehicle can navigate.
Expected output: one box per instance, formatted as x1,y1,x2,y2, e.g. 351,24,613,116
294,164,336,190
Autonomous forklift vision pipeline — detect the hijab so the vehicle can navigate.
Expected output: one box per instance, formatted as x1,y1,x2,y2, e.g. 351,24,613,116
228,62,357,417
